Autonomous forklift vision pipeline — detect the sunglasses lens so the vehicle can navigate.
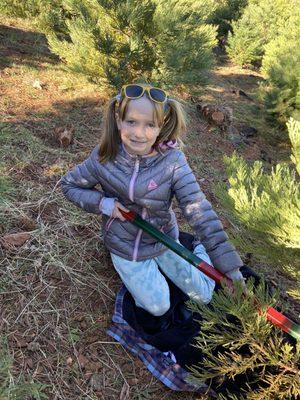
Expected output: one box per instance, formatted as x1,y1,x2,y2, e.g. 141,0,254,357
125,85,144,98
149,88,166,103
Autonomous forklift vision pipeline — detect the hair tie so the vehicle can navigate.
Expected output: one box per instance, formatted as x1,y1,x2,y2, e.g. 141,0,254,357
158,139,178,150
164,100,170,113
115,94,122,103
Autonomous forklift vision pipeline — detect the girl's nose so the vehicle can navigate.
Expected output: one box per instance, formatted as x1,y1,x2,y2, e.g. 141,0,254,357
133,126,146,138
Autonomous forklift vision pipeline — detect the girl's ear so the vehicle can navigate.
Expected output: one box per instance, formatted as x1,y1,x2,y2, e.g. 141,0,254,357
115,113,121,130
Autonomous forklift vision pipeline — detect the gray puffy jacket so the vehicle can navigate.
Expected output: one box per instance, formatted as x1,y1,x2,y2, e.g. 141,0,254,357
60,144,243,275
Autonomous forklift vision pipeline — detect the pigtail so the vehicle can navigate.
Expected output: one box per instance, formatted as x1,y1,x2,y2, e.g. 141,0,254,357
99,97,121,163
157,98,187,147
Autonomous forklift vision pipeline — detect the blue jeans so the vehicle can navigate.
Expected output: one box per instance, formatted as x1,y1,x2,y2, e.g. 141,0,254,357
110,242,215,316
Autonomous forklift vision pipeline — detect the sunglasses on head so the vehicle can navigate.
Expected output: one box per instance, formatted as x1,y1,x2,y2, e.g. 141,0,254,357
121,84,167,104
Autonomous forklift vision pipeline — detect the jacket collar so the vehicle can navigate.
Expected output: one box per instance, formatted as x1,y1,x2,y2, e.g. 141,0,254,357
116,140,179,166
116,143,163,167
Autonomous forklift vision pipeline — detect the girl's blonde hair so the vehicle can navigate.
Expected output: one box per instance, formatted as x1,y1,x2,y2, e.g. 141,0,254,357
99,85,187,163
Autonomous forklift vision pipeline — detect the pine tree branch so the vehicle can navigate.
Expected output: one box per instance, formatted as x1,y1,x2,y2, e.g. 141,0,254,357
251,341,299,375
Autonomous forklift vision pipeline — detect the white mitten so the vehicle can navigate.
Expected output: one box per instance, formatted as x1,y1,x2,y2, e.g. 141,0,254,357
226,268,246,285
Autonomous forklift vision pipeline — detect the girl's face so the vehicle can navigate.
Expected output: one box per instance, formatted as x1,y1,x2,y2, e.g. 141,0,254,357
116,96,161,156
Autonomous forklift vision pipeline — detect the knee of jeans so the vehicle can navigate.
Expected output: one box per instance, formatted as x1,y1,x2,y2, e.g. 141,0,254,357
146,300,170,317
202,291,213,304
190,285,214,305
194,244,213,266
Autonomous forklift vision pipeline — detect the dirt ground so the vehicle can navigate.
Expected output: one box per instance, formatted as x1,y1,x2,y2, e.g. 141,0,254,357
0,17,298,400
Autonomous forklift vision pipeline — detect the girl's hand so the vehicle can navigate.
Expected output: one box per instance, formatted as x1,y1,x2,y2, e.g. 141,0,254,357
226,268,245,282
226,268,247,294
112,201,129,221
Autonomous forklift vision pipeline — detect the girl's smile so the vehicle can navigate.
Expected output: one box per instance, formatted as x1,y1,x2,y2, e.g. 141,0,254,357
116,96,161,156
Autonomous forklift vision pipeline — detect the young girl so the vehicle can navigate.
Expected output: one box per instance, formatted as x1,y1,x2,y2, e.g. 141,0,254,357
61,83,244,317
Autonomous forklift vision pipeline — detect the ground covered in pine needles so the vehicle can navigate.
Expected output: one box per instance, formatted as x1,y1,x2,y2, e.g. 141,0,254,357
0,16,299,400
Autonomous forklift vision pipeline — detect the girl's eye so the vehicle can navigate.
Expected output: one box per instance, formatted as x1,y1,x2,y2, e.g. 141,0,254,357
127,120,135,125
148,123,155,128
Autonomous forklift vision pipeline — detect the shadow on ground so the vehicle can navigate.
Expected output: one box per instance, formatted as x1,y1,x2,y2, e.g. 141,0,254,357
0,24,59,70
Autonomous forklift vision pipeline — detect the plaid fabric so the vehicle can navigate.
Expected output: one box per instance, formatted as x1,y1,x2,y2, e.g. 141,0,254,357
107,285,208,393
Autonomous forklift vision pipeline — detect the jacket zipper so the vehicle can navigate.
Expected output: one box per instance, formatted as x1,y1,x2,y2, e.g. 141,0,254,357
129,157,142,261
105,216,115,231
129,158,139,202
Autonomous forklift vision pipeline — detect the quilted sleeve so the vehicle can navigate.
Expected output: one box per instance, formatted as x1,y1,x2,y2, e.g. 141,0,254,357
172,151,243,274
60,145,105,214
